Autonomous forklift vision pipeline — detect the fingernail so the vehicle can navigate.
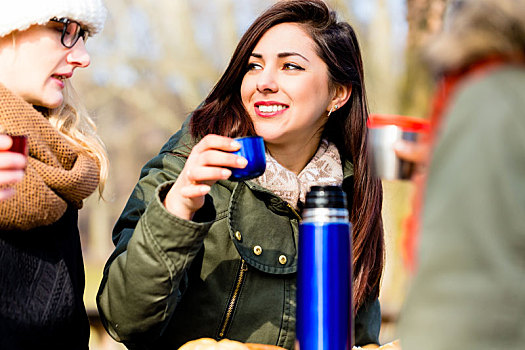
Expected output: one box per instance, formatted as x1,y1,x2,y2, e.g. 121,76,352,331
237,157,248,166
221,169,231,178
231,141,241,149
0,135,11,149
0,188,15,199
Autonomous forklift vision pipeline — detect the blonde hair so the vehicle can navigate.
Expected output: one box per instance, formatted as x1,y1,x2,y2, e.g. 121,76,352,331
425,0,525,75
44,80,108,197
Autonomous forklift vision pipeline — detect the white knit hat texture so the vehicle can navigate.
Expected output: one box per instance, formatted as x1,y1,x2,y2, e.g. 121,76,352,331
0,0,107,38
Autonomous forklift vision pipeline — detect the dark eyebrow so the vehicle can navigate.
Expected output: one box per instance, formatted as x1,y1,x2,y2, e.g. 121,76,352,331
250,52,309,62
278,52,309,62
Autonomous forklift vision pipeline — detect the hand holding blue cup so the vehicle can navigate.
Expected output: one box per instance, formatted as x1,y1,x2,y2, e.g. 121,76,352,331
229,136,266,181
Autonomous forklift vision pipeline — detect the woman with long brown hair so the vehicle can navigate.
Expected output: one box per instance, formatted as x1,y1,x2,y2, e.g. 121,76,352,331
98,1,384,349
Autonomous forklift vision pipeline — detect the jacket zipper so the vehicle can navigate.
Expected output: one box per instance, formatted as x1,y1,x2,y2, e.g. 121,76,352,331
218,259,249,339
287,203,302,221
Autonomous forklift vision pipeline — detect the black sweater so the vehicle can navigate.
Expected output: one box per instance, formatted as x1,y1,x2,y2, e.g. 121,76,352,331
0,206,89,349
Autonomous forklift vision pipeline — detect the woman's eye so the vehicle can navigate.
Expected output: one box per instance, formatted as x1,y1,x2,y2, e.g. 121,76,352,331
247,62,262,71
283,63,304,71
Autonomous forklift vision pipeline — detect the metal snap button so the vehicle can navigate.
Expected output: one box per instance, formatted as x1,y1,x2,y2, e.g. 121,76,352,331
235,231,242,241
253,245,263,256
279,255,287,265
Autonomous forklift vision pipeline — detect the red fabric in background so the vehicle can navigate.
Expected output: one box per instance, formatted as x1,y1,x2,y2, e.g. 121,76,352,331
402,57,511,272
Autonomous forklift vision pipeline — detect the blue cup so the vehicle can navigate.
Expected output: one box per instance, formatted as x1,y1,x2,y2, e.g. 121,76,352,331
229,136,266,181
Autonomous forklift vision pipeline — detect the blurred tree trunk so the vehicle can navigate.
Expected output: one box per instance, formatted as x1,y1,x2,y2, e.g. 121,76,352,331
366,0,397,114
400,0,446,118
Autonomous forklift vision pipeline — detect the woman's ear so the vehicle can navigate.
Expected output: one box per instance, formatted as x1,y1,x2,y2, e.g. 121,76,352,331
327,84,352,114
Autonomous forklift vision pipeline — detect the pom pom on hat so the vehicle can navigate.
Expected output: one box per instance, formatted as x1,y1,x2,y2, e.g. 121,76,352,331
0,0,107,38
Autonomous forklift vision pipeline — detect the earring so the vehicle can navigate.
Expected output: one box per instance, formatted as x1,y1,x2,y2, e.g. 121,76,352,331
328,104,338,117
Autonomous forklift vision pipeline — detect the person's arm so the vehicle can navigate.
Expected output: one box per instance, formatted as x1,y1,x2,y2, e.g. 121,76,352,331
97,133,246,345
354,294,382,347
96,149,215,344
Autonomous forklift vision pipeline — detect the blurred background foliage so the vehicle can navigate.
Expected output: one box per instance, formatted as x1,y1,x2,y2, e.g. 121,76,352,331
74,0,446,348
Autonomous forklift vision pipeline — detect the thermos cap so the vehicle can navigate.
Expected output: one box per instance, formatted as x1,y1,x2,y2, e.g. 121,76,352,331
367,113,430,133
304,185,347,209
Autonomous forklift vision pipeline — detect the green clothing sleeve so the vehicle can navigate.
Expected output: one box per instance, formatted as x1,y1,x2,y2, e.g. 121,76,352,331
97,142,215,343
355,294,381,345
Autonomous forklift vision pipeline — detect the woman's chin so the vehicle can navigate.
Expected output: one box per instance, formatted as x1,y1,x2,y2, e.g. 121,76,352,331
252,128,281,144
35,96,63,109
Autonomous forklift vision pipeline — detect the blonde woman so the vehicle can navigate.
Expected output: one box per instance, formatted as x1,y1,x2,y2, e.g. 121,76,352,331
0,0,108,348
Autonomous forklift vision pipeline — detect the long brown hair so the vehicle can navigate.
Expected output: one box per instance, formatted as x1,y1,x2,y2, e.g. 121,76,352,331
191,0,384,310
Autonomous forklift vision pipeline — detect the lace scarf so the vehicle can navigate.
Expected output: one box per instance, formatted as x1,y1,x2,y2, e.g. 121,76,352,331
253,139,343,209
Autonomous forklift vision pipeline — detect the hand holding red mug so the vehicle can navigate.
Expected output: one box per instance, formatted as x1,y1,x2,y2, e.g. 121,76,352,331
0,134,28,201
367,114,430,181
393,138,431,176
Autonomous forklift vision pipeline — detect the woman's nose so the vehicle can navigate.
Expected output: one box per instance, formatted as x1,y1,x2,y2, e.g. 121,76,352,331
67,39,91,68
256,68,278,93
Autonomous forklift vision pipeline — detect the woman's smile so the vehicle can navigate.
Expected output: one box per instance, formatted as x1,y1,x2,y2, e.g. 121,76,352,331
254,101,289,117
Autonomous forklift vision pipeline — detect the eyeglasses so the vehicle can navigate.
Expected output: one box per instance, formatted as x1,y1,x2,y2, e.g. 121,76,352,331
50,17,89,48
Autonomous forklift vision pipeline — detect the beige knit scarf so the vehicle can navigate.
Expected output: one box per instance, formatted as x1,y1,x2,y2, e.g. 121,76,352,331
253,139,343,209
0,85,100,231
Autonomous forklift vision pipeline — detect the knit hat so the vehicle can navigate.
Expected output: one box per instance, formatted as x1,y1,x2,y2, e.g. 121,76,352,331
0,0,107,38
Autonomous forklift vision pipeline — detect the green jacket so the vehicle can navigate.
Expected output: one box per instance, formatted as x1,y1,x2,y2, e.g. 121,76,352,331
398,66,525,349
97,123,381,349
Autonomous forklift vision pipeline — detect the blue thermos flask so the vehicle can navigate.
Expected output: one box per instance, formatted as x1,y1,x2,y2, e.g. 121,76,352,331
296,185,352,350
